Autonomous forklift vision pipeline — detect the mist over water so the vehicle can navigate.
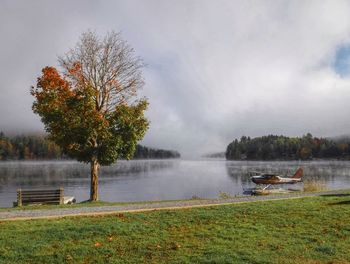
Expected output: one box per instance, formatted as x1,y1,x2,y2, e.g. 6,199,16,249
1,159,350,207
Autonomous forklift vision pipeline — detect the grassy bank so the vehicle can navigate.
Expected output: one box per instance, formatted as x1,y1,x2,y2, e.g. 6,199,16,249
1,197,216,212
0,199,185,212
1,194,350,263
1,189,347,213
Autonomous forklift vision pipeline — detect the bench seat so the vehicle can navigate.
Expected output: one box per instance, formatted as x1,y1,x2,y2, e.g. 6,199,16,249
16,188,64,207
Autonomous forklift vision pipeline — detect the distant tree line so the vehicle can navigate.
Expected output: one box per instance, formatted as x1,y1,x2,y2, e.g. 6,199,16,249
226,133,350,160
0,132,62,160
0,132,180,160
202,152,226,158
133,145,180,159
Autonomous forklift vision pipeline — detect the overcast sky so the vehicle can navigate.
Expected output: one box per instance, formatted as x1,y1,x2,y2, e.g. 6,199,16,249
1,0,350,157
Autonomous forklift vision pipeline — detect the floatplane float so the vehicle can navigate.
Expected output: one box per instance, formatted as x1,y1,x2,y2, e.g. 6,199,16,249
249,168,303,195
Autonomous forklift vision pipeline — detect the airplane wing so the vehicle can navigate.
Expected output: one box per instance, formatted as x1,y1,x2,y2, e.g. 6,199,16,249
262,173,278,177
249,171,279,177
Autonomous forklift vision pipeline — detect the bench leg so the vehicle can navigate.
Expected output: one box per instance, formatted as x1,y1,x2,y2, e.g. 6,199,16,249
17,189,22,207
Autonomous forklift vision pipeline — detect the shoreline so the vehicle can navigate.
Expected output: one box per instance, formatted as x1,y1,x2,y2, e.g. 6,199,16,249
1,189,349,221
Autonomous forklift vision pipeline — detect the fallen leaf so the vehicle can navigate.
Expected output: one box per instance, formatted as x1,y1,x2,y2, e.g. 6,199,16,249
117,213,124,218
171,243,181,250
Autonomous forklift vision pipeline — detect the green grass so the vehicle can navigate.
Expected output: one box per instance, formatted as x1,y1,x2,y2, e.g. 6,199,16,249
2,189,346,213
0,199,201,212
0,193,252,212
1,194,350,263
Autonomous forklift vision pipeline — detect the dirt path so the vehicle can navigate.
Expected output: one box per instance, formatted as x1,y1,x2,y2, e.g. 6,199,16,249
0,190,347,221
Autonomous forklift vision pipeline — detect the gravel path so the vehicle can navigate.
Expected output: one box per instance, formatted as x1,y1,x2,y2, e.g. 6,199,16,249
0,190,348,221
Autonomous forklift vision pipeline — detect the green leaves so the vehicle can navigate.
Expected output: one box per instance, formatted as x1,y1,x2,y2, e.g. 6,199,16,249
97,99,149,165
32,67,149,165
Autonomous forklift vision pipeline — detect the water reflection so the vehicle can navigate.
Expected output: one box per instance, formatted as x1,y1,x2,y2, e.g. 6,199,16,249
0,160,350,207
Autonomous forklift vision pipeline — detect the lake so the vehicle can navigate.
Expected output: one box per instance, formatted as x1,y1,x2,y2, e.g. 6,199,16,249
1,159,350,207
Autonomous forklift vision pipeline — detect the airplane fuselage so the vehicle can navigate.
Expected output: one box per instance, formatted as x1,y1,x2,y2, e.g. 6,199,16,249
251,175,302,185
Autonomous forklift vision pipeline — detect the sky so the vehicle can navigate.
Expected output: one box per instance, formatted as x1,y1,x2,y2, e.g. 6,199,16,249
1,0,350,157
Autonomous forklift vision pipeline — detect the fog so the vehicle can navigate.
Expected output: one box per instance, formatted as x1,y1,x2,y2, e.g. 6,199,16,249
1,0,350,157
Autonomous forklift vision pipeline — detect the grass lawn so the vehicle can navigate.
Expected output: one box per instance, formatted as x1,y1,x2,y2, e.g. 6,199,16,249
0,194,349,263
0,189,345,213
0,199,206,212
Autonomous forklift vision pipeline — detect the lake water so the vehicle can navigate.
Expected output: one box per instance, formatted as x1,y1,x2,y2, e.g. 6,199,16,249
1,159,350,207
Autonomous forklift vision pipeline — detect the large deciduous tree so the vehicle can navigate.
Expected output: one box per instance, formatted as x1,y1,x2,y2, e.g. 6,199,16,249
31,31,149,201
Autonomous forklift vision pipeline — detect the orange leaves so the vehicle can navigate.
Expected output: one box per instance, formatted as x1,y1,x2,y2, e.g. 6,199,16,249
66,62,97,94
38,67,70,92
41,66,60,80
93,234,114,248
68,62,82,76
116,213,125,219
65,254,74,261
32,66,73,112
93,234,114,247
171,242,181,250
67,62,86,87
94,242,102,247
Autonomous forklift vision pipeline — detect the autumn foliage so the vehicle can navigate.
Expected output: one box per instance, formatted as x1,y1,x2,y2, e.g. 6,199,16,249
31,31,149,200
32,65,148,164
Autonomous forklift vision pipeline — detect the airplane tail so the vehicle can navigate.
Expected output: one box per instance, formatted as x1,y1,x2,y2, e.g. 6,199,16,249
292,168,303,179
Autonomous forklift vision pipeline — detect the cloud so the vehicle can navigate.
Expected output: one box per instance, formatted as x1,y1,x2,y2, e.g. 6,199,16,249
1,0,350,157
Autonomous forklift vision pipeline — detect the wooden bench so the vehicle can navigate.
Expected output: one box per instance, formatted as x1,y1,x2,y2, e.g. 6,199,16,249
16,188,64,207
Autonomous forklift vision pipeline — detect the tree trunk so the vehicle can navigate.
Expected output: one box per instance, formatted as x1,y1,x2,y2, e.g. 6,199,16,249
90,158,99,201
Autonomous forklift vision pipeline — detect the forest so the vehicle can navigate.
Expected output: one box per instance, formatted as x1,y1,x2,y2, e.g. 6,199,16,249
0,132,180,160
226,133,350,160
133,144,180,159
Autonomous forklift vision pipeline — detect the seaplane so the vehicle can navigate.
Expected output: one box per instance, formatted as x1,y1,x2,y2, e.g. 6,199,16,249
249,168,303,195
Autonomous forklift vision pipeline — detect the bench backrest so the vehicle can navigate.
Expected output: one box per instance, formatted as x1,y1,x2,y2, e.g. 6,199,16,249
17,188,64,206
